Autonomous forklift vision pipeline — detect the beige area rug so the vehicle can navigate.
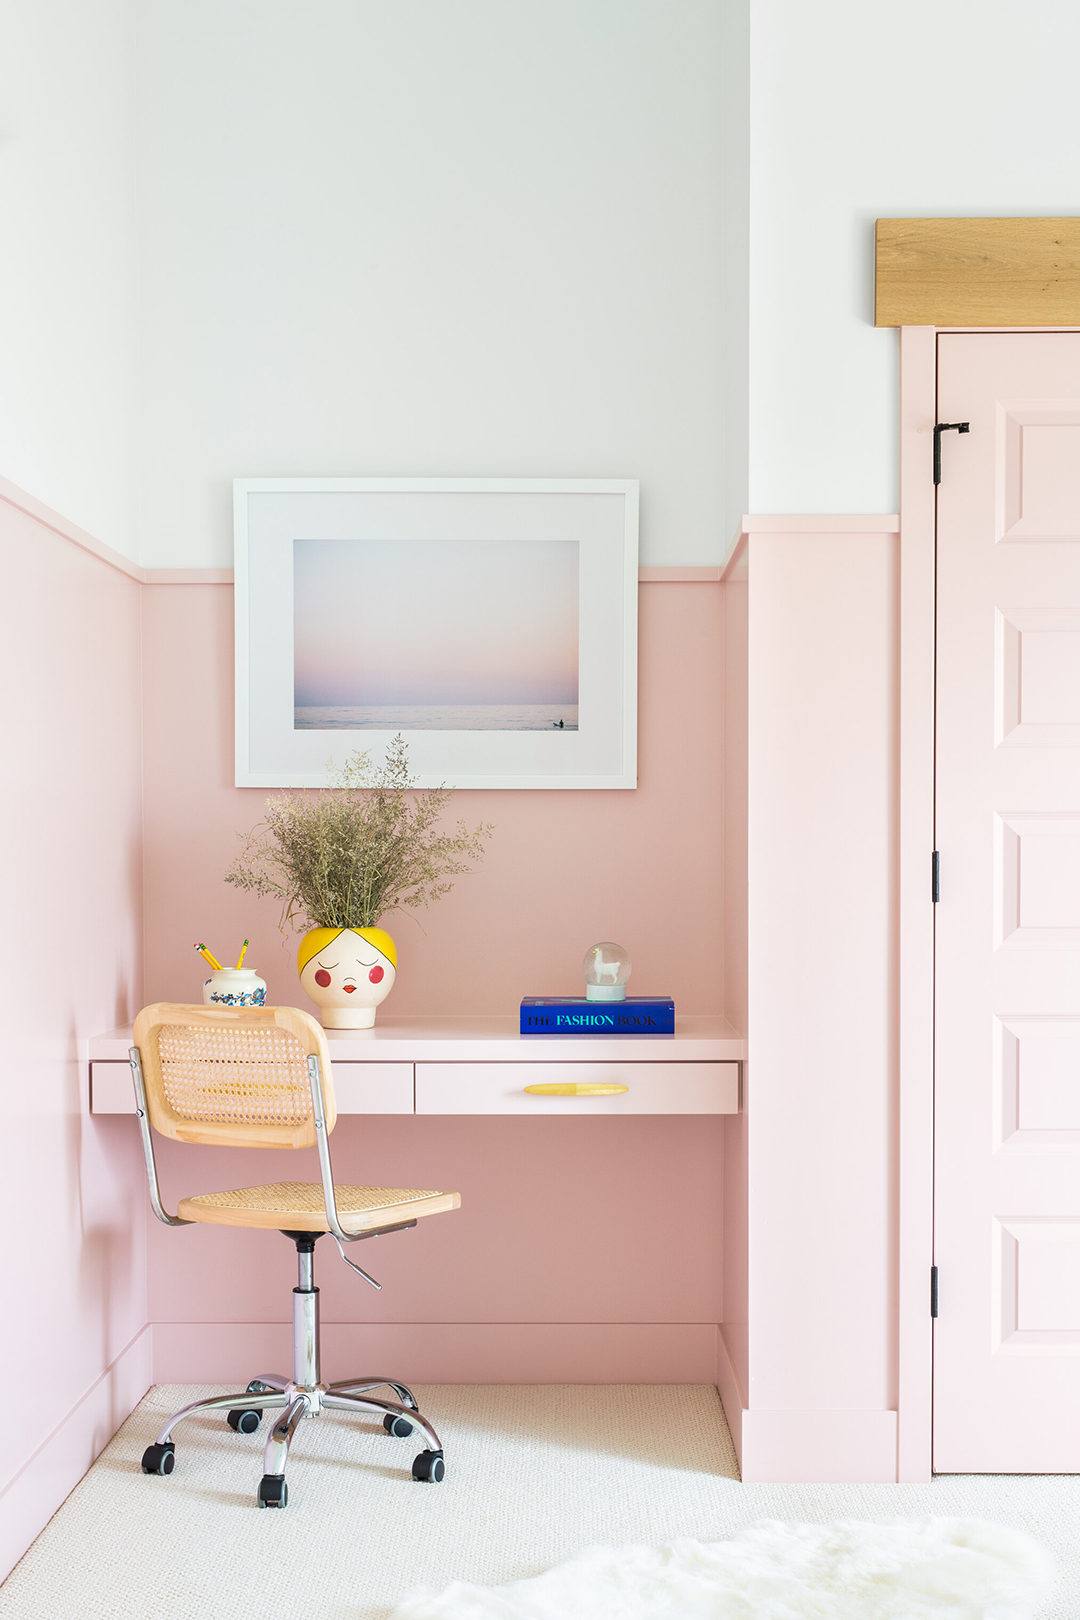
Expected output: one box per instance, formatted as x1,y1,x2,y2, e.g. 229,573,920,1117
0,1385,1077,1620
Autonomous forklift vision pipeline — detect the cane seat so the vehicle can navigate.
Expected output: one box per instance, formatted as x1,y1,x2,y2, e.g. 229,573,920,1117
178,1180,460,1232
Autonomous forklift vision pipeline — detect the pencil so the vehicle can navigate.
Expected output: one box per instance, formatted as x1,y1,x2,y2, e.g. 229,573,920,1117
195,943,224,971
236,939,249,969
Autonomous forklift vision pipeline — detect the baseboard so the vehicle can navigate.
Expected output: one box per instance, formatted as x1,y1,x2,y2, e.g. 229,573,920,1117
739,1406,898,1483
152,1322,720,1384
714,1324,746,1471
0,1326,152,1582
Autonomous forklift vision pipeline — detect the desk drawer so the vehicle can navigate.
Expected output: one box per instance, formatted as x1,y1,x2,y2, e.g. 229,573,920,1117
331,1063,413,1114
90,1060,414,1115
415,1061,739,1115
90,1061,137,1113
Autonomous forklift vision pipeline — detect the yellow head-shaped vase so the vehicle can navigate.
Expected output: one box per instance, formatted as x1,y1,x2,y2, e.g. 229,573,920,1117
297,926,397,1028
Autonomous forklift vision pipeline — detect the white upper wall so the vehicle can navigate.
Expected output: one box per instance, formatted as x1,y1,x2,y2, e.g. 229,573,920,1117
0,0,138,558
135,0,726,569
748,0,1080,516
11,2,1077,558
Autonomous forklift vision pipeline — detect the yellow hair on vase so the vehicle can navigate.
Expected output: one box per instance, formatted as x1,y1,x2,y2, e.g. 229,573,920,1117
296,927,344,977
296,926,397,976
297,925,398,1029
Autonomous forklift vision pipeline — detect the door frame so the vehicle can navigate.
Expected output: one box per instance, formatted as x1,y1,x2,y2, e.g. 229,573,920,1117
896,325,1080,1479
896,325,936,1481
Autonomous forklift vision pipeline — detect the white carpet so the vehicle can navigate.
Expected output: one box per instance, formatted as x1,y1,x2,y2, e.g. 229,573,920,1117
389,1518,1054,1619
0,1385,1077,1620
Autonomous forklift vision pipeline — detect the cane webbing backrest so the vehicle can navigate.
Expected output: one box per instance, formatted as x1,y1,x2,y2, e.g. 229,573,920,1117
131,1004,336,1149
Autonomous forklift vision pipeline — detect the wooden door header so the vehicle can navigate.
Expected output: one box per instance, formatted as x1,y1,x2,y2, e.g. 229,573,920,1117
875,217,1080,327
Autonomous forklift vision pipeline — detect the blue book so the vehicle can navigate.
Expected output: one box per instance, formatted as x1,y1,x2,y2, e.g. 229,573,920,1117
520,997,675,1034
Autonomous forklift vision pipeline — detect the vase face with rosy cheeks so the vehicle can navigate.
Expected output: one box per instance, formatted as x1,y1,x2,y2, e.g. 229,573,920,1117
299,928,397,1028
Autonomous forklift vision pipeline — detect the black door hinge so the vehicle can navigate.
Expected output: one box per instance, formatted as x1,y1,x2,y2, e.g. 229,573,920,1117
933,421,970,484
930,1265,939,1318
932,850,940,903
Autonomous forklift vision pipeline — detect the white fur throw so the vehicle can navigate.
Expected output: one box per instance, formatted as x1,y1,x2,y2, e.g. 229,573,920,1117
388,1517,1054,1620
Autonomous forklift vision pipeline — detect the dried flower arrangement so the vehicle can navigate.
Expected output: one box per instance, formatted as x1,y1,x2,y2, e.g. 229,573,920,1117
225,735,492,933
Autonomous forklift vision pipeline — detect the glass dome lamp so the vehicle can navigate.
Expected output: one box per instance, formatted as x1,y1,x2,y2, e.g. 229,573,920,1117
582,941,632,1002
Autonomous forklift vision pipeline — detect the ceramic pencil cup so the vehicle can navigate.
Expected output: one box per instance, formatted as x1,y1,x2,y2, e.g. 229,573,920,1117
202,968,267,1008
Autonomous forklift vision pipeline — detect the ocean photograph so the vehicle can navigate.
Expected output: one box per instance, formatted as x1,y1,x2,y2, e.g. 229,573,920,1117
295,704,579,731
293,535,579,733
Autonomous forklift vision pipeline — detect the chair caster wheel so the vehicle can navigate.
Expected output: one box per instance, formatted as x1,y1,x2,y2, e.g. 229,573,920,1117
228,1408,262,1434
141,1443,175,1475
384,1412,414,1438
257,1474,288,1508
412,1449,445,1482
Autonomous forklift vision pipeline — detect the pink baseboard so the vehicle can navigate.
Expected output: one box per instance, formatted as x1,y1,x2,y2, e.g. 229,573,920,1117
151,1322,720,1386
0,1327,152,1582
739,1406,898,1483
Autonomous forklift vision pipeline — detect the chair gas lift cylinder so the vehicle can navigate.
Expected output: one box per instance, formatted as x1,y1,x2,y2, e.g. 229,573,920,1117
128,1002,460,1507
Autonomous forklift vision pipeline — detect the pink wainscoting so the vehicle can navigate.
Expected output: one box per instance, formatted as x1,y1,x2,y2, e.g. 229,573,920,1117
0,490,147,1581
147,1117,724,1383
719,543,749,1463
0,495,910,1505
139,581,728,1383
726,519,901,1483
748,527,897,1409
140,581,725,1016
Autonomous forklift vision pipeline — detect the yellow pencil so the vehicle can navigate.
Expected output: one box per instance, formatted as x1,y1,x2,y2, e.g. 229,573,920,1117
195,943,224,971
236,939,249,969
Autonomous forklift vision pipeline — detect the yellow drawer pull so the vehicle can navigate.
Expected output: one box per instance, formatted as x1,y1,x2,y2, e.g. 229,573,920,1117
524,1082,629,1097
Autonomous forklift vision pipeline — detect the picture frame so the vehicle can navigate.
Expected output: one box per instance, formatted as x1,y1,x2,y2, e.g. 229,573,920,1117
234,477,638,789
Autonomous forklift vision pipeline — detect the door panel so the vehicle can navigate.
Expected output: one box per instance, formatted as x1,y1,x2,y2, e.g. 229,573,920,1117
934,331,1080,1470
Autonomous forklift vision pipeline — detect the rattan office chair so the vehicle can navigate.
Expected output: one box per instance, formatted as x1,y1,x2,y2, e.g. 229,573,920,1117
129,1002,459,1507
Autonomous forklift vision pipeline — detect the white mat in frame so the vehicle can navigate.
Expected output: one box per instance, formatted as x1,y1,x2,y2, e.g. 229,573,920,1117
235,478,639,789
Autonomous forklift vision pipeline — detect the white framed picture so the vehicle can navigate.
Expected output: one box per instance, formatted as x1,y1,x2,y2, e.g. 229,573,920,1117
234,478,638,789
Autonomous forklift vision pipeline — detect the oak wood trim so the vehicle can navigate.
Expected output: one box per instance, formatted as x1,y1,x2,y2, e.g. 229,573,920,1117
876,218,1080,327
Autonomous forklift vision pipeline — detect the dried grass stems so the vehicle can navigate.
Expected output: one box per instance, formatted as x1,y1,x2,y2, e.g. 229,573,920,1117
226,736,492,933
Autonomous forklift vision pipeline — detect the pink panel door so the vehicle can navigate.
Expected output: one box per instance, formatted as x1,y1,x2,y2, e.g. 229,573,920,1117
935,331,1080,1470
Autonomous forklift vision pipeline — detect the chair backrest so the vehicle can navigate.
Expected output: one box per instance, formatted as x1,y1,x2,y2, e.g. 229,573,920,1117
131,1003,336,1150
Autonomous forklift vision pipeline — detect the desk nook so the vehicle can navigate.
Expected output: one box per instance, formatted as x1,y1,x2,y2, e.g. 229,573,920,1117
89,1016,744,1116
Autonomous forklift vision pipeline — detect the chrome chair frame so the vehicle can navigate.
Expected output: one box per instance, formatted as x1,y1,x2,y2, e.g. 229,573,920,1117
130,1045,444,1503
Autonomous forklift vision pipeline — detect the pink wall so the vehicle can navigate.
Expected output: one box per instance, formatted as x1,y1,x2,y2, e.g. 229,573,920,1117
0,481,913,1530
0,491,731,1579
0,481,912,1529
141,581,725,1014
723,520,901,1483
719,546,749,1442
147,1116,724,1383
0,489,149,1581
139,580,729,1383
